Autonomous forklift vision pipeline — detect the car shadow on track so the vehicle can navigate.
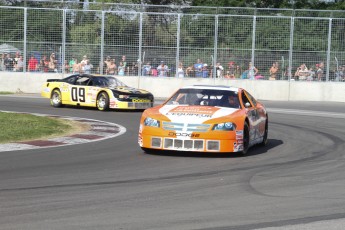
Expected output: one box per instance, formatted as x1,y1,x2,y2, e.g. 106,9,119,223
143,138,283,158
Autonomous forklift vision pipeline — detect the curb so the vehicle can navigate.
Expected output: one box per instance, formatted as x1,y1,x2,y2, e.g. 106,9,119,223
0,111,126,153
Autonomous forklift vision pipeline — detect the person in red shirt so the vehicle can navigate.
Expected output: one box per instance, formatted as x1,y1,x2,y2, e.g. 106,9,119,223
28,55,38,72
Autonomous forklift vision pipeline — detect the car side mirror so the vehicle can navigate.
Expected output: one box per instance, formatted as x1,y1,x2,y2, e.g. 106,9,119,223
245,102,251,108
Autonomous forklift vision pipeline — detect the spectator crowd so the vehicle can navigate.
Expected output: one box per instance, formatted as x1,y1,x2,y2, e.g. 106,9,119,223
0,51,344,82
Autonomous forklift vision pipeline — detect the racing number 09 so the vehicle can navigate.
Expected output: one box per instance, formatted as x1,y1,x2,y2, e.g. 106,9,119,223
71,87,86,102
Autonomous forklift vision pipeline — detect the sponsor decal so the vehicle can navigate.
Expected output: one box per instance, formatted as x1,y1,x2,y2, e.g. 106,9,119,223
132,98,150,103
44,88,50,93
168,132,200,138
166,106,220,118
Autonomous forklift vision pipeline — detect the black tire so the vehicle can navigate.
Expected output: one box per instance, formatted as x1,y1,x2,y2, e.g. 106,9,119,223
96,92,109,111
50,89,62,108
240,122,250,156
260,118,268,146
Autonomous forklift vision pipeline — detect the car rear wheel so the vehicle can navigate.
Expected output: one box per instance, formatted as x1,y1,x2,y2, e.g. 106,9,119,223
260,118,268,146
240,122,250,156
50,89,62,107
96,92,109,111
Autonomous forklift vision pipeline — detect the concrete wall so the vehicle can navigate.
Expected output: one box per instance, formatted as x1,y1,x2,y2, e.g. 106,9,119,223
1,72,344,102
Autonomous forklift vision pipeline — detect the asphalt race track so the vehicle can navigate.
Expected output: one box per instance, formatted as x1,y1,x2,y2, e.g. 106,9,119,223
1,94,345,230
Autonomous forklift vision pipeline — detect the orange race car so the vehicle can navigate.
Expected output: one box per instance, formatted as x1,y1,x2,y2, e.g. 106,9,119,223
138,85,268,155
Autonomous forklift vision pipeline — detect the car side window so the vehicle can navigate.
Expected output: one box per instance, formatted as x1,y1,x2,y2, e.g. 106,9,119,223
245,91,257,107
241,92,253,108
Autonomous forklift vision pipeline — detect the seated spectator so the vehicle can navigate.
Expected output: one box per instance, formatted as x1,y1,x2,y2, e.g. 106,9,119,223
28,55,38,72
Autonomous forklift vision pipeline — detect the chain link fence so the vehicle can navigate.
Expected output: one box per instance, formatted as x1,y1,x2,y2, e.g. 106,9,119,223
0,5,344,81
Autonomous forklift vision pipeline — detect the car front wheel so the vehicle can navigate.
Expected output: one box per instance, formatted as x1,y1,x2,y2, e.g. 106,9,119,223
240,122,250,156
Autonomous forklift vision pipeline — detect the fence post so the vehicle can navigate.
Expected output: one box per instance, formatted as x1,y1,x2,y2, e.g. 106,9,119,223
100,11,105,75
23,8,27,73
251,16,256,67
62,9,66,75
138,12,143,77
288,17,294,81
213,15,218,79
326,18,332,81
176,13,181,78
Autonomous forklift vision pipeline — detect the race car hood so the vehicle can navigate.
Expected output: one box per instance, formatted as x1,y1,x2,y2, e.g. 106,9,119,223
110,86,151,95
158,105,239,123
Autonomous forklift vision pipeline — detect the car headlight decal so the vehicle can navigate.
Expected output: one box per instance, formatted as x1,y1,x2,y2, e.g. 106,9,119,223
144,117,160,127
212,122,236,131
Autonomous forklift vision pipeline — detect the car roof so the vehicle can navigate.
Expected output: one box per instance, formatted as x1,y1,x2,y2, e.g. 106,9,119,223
181,85,241,92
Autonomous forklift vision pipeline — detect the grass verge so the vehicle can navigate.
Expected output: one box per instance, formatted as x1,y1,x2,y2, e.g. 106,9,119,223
0,92,14,95
0,112,90,144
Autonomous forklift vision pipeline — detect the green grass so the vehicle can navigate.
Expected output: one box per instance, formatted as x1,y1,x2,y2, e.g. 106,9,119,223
0,112,72,143
0,92,14,95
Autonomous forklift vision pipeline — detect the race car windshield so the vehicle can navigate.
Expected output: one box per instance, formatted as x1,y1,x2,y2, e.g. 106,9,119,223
106,77,127,88
165,88,240,108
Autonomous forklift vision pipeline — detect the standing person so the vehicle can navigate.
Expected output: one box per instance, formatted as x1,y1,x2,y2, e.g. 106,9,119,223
69,57,76,73
121,55,127,68
202,64,209,78
107,60,116,75
269,62,279,80
216,62,224,78
83,60,93,74
177,62,184,78
14,55,24,72
228,61,235,76
81,55,88,65
157,61,169,77
142,62,152,76
0,53,5,71
48,53,57,72
118,61,125,76
194,59,203,78
4,53,14,71
247,61,258,80
27,55,38,72
39,55,48,72
64,60,70,73
234,65,242,79
72,59,80,74
316,61,324,81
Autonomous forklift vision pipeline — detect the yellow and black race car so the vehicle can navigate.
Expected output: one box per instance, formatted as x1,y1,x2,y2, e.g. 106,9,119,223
41,74,154,111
